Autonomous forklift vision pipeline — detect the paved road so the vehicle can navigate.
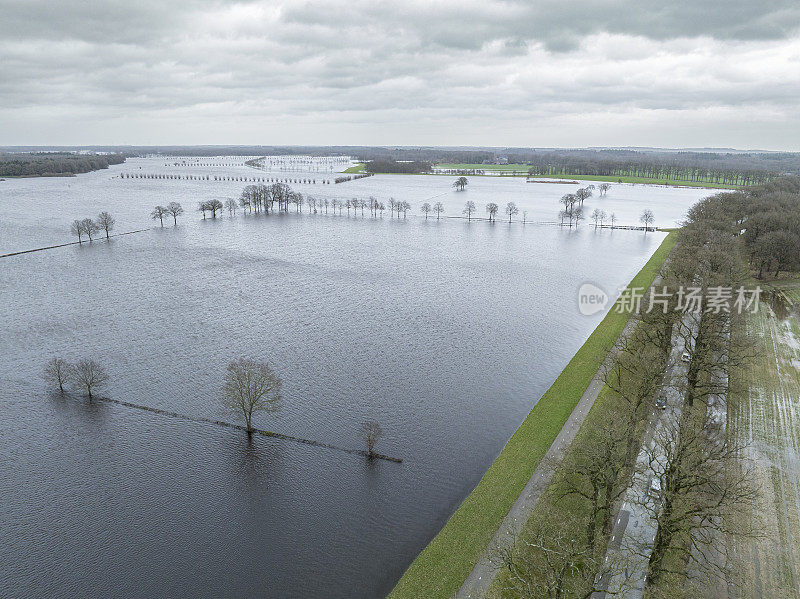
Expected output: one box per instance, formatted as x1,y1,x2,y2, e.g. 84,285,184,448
594,317,696,598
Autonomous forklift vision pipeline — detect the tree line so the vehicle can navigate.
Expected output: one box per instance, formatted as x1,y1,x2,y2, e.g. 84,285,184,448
520,150,777,186
364,159,431,174
69,212,116,242
0,152,125,177
121,172,332,184
497,177,772,596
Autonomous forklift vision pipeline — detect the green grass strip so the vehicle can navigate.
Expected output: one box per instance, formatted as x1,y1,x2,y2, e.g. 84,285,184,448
388,230,678,599
343,163,366,173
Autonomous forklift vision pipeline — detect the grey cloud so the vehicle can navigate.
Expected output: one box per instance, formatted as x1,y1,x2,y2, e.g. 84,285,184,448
0,0,798,148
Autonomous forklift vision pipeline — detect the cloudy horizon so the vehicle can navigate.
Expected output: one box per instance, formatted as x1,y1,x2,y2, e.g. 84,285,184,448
2,0,800,150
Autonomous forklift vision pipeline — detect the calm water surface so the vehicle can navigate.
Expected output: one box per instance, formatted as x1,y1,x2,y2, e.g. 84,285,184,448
0,159,705,598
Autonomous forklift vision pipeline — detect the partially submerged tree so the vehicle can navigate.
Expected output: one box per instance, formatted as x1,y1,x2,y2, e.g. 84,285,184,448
463,200,476,221
71,359,109,400
81,218,100,241
97,211,115,239
207,199,223,218
152,205,168,226
361,420,383,458
453,176,469,191
166,201,184,225
43,357,71,393
421,202,431,219
640,209,655,233
505,201,519,223
434,202,445,220
223,358,282,433
575,186,593,205
70,219,85,243
224,198,237,216
486,202,499,222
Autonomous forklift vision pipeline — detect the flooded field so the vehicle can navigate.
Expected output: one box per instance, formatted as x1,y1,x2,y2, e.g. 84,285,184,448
0,158,706,598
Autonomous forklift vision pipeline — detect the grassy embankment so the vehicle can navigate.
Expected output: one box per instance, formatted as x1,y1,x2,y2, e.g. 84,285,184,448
728,277,800,598
389,230,678,599
343,163,367,173
434,164,744,189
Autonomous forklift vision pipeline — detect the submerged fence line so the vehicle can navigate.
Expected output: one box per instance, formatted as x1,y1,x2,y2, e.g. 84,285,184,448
0,228,152,259
93,395,403,463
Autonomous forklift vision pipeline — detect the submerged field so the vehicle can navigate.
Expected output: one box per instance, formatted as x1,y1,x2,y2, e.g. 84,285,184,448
0,158,704,598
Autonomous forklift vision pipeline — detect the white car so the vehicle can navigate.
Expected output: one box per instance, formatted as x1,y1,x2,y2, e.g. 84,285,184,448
648,476,662,498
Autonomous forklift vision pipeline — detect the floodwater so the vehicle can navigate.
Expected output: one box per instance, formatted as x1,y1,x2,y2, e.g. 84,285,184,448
0,158,705,598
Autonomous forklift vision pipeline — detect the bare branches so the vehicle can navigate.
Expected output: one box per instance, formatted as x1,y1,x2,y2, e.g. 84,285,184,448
361,421,383,458
71,359,109,399
222,358,282,432
43,357,70,393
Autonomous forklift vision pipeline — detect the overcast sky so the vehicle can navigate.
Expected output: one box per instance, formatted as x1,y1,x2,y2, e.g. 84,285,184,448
2,0,799,149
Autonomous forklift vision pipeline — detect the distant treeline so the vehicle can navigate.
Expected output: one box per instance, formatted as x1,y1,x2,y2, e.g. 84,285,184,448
365,159,431,174
509,150,790,186
0,152,125,177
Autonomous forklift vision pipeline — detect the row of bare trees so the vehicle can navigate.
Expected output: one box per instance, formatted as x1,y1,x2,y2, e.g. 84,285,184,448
151,202,184,226
69,212,115,243
497,180,768,595
45,354,385,459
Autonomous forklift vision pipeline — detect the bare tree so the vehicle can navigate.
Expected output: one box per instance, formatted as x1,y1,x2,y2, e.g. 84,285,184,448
495,505,620,599
70,219,85,243
97,211,115,239
222,358,282,433
434,202,445,220
421,202,432,219
453,176,469,191
399,201,411,218
575,187,593,206
640,209,655,233
463,200,476,221
152,205,169,225
164,201,183,226
591,208,602,228
522,210,528,224
71,359,109,400
81,218,99,241
43,357,71,393
207,199,223,218
361,421,383,458
224,198,237,216
486,202,499,222
505,201,519,223
599,183,611,196
610,212,617,228
640,412,758,589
